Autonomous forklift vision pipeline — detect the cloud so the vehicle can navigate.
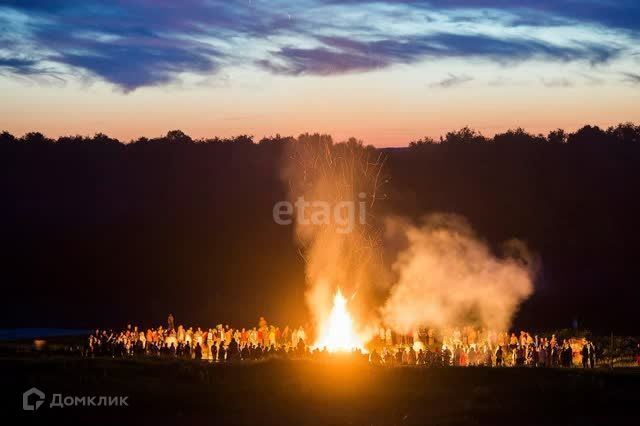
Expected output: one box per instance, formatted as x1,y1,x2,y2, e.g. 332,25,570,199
578,72,605,86
0,57,39,74
326,0,640,32
0,0,638,90
622,72,640,84
451,1,640,32
55,39,221,93
541,77,573,88
257,47,388,76
429,73,473,88
0,57,65,83
0,0,291,90
259,33,621,76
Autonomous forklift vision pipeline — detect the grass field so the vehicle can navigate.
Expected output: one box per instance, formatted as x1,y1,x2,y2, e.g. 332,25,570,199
5,355,640,425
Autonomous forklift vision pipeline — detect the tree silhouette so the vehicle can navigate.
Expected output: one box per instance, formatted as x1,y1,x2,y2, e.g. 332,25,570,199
441,126,488,144
494,128,545,146
567,125,607,145
607,122,640,144
21,131,53,145
165,130,193,144
547,129,568,144
1,122,639,333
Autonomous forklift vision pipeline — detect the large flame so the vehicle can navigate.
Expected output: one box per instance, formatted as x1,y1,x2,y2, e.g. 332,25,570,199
313,288,366,352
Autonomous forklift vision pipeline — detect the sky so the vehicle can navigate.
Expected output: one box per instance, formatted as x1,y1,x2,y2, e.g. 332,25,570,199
0,0,639,147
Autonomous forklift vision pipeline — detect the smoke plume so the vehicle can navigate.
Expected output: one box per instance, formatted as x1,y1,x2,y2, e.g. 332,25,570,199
381,214,535,333
282,135,387,340
282,136,535,341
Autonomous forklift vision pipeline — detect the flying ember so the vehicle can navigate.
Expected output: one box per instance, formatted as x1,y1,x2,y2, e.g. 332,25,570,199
313,288,366,352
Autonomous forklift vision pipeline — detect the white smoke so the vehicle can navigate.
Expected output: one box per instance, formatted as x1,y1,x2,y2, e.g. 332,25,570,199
281,137,535,340
381,214,535,334
282,136,388,340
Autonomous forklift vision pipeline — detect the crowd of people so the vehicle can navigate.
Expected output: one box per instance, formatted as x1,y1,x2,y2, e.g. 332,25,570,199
86,315,311,362
84,314,598,368
368,332,595,368
367,326,598,368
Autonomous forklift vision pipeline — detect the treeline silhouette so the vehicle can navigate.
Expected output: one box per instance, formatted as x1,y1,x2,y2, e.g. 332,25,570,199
1,123,639,333
2,122,639,147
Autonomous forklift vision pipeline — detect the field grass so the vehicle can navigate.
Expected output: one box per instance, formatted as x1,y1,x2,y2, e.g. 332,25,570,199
5,355,640,425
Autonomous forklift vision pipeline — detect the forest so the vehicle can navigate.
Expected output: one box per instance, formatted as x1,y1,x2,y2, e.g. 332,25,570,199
1,123,639,333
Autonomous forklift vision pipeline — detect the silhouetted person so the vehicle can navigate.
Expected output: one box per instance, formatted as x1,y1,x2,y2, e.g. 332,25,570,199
227,338,239,360
495,346,503,366
241,344,249,360
562,343,573,367
442,346,452,366
515,346,525,366
408,347,417,365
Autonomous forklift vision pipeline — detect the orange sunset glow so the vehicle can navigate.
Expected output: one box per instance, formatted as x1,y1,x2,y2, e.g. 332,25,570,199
1,2,638,146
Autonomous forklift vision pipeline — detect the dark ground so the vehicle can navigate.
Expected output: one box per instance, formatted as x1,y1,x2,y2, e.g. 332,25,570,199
5,355,640,425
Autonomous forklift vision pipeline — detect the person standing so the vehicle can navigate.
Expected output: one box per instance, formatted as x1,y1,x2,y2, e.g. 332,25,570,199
581,343,589,368
297,326,306,346
538,345,547,367
483,345,493,366
588,342,596,368
269,326,276,348
167,313,175,331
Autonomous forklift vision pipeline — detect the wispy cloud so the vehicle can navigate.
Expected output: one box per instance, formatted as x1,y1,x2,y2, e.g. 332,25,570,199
622,72,640,84
0,57,66,84
541,77,573,88
577,72,605,86
0,57,40,74
430,73,473,88
259,33,622,77
0,0,638,91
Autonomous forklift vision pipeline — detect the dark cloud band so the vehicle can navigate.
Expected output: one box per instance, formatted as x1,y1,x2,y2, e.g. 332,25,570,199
0,0,637,90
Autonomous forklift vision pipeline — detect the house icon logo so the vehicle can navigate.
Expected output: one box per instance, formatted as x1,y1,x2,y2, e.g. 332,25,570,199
23,387,45,411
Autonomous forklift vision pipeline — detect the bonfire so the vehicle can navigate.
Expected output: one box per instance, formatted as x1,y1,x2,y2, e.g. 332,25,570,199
313,289,367,352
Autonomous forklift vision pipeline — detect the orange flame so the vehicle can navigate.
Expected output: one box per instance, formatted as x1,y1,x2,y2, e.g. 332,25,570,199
313,288,366,352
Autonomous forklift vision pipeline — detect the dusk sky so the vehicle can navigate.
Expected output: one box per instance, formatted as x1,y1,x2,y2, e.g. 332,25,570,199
1,0,639,146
